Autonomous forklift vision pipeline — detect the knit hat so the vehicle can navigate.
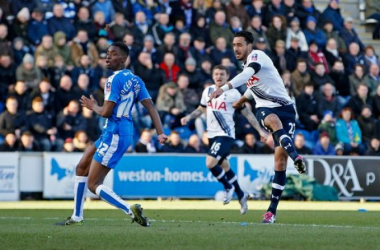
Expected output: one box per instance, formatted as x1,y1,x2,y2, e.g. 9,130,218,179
306,16,317,24
23,53,34,64
323,110,334,118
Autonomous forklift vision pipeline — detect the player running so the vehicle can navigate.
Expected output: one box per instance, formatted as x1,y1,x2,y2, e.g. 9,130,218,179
56,42,167,227
181,65,268,214
209,31,306,224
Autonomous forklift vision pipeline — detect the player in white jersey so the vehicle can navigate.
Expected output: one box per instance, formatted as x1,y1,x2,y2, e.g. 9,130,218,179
210,31,306,224
181,65,268,214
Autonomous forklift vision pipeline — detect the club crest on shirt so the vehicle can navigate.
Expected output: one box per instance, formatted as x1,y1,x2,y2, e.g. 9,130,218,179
105,81,111,93
251,53,258,61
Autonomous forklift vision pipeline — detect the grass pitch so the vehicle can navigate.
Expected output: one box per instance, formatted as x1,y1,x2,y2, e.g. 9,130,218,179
0,201,379,250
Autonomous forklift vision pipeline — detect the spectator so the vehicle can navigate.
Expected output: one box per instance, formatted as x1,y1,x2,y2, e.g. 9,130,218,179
11,7,30,45
62,137,79,153
47,4,75,40
130,11,151,45
296,0,321,29
173,18,190,46
313,132,336,155
16,53,41,90
72,74,92,100
180,57,203,91
159,52,180,83
93,77,106,106
340,17,365,51
112,0,134,23
0,24,12,57
225,0,250,29
190,15,210,46
357,105,378,145
296,83,321,131
294,133,312,154
311,64,334,90
349,64,369,96
290,58,310,97
191,36,210,66
122,32,140,63
135,130,157,153
230,16,244,34
73,130,90,152
56,100,87,139
364,45,380,69
221,57,238,78
53,32,72,70
82,107,101,142
70,30,99,68
283,0,297,24
71,54,99,89
266,14,287,51
0,54,16,90
17,130,40,152
209,10,234,48
156,82,186,129
141,34,161,65
286,17,308,52
184,134,206,153
27,7,48,46
156,32,177,62
247,15,271,50
365,138,380,156
255,37,273,57
152,13,173,46
329,60,350,100
372,84,380,119
307,41,330,74
110,12,130,42
245,0,264,20
205,0,223,24
210,36,235,66
343,42,366,75
12,37,29,67
271,39,287,74
8,81,30,112
263,0,285,27
92,0,115,24
321,0,344,31
35,55,51,80
346,83,372,117
303,16,327,49
74,7,97,41
50,54,68,89
322,21,347,54
285,37,307,72
239,133,262,154
170,0,196,29
318,110,338,145
10,0,36,16
336,107,365,155
177,74,199,114
363,64,380,97
318,83,341,117
94,11,114,41
34,35,58,68
323,37,343,67
199,58,213,84
0,97,25,140
26,96,62,151
30,79,57,115
134,52,165,101
160,130,185,153
0,132,18,151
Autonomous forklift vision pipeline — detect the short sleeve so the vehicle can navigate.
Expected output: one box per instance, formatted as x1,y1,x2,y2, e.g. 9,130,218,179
105,74,122,103
137,80,151,102
200,88,208,107
246,51,264,67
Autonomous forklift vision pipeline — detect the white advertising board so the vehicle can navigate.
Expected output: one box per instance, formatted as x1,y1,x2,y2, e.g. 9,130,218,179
0,152,19,201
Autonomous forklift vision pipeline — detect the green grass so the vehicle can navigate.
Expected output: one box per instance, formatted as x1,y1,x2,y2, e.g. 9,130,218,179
0,209,379,250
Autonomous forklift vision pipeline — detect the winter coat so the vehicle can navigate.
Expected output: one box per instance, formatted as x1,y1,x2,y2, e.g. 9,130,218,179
336,118,362,144
286,29,308,52
313,141,336,155
156,83,186,113
27,18,49,46
47,16,76,40
357,116,378,143
339,28,365,51
266,26,287,51
321,5,344,31
290,70,311,97
70,40,99,68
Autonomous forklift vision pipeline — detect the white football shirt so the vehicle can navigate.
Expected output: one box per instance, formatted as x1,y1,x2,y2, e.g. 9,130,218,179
200,85,241,139
243,50,293,108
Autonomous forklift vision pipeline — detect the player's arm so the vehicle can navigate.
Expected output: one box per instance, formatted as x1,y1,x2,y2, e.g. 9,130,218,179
141,98,168,145
80,95,115,118
240,106,268,141
181,105,206,125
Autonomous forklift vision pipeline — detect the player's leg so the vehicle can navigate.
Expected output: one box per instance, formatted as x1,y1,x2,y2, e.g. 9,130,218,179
262,147,288,224
55,144,96,226
220,159,249,214
263,114,306,174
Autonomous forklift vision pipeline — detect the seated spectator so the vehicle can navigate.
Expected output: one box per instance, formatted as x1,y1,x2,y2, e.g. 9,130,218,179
321,0,344,31
82,107,101,142
296,0,321,29
343,42,366,75
318,110,338,145
199,58,213,84
296,83,321,131
160,131,185,153
294,133,312,154
34,35,58,68
230,16,244,33
311,64,334,91
286,17,308,52
122,33,140,63
262,0,285,28
71,55,99,90
307,41,330,74
303,15,327,49
176,32,193,68
47,4,75,40
177,74,199,114
349,64,369,96
245,0,264,20
365,138,380,156
372,84,380,119
190,36,209,66
91,0,115,24
94,11,115,41
50,54,68,89
0,132,18,151
190,15,210,46
62,138,79,153
11,7,30,45
17,130,40,152
15,53,41,90
170,0,196,29
254,37,273,57
74,7,97,41
0,24,12,57
110,12,130,42
179,57,202,91
135,130,157,153
357,105,378,145
56,100,87,139
336,107,365,155
247,15,271,51
322,21,346,54
70,29,99,68
221,57,238,79
27,7,49,46
285,37,307,72
152,13,173,46
346,83,372,117
266,14,287,51
30,79,57,115
53,31,72,69
239,133,262,154
35,55,51,80
339,17,365,51
72,74,92,100
313,132,336,155
364,45,380,69
329,60,350,100
363,64,380,97
323,38,343,67
73,130,90,152
159,52,180,83
210,37,235,66
26,96,62,151
13,37,30,67
226,0,250,29
156,82,186,129
184,134,206,153
0,97,26,141
55,75,75,111
0,54,16,91
129,11,151,45
271,39,287,74
209,10,234,48
335,143,344,155
141,34,161,65
290,58,310,97
318,83,341,117
8,81,30,112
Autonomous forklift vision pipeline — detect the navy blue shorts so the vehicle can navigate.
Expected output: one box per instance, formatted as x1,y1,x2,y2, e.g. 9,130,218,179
207,136,235,164
256,104,296,147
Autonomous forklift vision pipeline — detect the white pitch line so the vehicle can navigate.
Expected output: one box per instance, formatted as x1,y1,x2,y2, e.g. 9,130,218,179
0,216,379,230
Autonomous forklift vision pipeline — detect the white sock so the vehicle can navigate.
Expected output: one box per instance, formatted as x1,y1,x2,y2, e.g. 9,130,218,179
95,184,131,216
71,176,88,221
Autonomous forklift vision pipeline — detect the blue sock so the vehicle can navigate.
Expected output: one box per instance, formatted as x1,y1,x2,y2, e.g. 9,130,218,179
210,165,232,190
225,169,244,200
268,170,286,215
272,129,299,161
95,185,131,215
71,176,88,221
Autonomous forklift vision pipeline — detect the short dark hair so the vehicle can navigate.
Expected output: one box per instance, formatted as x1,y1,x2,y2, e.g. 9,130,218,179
234,31,254,44
212,65,230,75
112,41,130,57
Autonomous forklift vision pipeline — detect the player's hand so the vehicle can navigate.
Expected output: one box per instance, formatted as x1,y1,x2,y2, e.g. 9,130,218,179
232,101,243,109
259,130,269,142
80,95,98,110
209,88,224,102
181,117,189,125
157,134,168,145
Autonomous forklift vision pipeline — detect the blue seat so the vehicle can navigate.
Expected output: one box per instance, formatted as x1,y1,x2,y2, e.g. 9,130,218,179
174,126,193,140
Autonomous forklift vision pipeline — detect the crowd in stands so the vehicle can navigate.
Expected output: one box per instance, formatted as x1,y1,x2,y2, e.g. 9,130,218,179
0,0,380,157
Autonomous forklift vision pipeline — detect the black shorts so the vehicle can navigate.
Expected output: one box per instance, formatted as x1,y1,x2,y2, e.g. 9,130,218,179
256,104,296,147
207,136,235,165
